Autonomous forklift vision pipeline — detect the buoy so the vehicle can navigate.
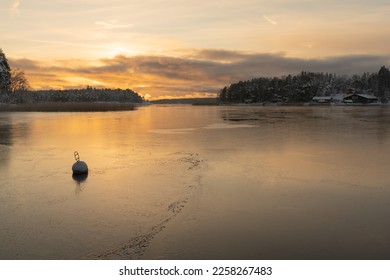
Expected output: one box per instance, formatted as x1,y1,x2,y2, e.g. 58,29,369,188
72,151,88,174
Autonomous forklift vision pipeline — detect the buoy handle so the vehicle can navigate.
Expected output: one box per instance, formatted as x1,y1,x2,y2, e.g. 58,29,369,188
74,151,80,162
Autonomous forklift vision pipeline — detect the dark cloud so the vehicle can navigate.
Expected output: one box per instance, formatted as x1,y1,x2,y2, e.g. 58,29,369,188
8,58,40,70
96,51,390,82
190,49,250,62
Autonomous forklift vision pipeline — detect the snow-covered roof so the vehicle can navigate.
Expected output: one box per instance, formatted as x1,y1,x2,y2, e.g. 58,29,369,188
344,93,378,99
356,94,378,99
312,96,332,100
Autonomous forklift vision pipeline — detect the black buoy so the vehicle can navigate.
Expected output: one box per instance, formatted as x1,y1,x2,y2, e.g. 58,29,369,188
72,151,88,175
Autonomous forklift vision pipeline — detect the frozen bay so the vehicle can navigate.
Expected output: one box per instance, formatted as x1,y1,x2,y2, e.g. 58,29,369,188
1,105,390,259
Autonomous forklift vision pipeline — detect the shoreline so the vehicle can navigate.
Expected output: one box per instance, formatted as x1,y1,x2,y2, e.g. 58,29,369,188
1,101,388,112
0,101,141,112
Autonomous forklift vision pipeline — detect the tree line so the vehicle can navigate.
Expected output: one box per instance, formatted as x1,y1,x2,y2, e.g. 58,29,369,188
219,66,390,103
0,48,143,104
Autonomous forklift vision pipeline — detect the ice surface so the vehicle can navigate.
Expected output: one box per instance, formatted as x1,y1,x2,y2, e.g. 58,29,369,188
1,105,390,259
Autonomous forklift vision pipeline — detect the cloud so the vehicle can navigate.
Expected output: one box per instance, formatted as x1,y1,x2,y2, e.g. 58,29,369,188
263,15,278,25
95,21,133,30
10,0,20,12
8,58,40,70
189,49,250,62
8,50,390,99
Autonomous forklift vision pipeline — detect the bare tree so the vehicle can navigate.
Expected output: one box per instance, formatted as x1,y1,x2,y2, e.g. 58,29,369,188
10,69,30,93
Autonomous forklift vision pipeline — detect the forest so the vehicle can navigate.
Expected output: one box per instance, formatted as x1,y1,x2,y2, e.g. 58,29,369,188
0,87,144,104
218,66,390,104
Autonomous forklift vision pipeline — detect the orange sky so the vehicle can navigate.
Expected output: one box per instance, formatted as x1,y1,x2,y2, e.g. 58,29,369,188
2,0,390,99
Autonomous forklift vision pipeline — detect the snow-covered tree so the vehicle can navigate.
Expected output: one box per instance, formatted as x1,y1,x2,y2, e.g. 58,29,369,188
378,66,390,102
0,48,11,94
219,67,390,103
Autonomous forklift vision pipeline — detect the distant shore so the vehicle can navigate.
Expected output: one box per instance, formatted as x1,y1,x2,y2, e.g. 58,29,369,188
0,102,140,112
1,100,387,112
151,98,219,105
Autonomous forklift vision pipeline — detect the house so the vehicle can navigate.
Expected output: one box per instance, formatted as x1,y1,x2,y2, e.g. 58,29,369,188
343,93,378,104
311,96,333,103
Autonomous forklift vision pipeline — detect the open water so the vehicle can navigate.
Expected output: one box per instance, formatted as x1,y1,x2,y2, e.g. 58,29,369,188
1,105,390,259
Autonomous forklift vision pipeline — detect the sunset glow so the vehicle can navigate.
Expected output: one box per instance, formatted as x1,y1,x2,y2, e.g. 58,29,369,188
2,0,390,99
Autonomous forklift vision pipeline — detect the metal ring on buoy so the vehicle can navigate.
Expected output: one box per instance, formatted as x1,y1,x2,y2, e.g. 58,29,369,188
74,151,80,162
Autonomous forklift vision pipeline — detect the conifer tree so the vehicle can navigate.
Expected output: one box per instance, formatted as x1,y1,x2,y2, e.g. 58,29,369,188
0,48,12,94
378,66,390,91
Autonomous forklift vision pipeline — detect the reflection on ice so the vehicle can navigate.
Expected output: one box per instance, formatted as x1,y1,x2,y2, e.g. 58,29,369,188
72,173,88,194
149,128,196,134
204,123,255,129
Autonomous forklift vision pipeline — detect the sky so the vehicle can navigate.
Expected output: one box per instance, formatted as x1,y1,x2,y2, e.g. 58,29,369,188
1,0,390,99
